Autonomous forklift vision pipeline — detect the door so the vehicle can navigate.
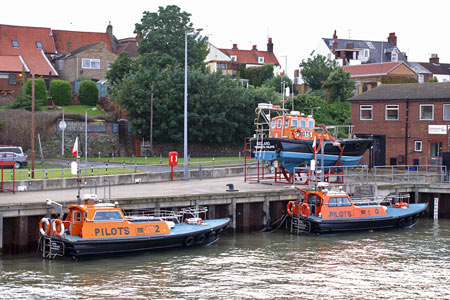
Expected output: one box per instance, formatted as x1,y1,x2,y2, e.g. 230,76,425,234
430,142,439,165
373,135,386,166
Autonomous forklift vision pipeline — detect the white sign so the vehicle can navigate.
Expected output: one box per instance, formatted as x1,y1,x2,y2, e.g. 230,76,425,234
59,120,67,130
71,161,78,175
428,125,447,135
434,197,439,219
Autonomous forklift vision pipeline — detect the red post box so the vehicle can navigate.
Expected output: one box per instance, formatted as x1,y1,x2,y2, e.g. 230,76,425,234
168,151,178,181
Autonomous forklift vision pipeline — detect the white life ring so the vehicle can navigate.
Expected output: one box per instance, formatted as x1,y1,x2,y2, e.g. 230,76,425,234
39,217,50,236
52,219,65,237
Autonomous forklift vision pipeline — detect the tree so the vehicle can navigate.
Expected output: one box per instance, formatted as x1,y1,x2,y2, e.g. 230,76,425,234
300,55,338,90
135,5,208,69
321,68,355,101
263,74,293,95
79,81,99,106
239,64,274,87
50,80,72,106
25,78,48,106
106,51,138,87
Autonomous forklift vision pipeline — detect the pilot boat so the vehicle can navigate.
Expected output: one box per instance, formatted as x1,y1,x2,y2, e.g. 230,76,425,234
39,195,230,259
286,183,427,234
248,103,372,174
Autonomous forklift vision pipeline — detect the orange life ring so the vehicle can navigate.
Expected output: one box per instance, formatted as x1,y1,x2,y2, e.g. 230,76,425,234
292,129,302,140
287,201,298,215
39,217,51,236
52,219,65,237
395,202,409,208
300,203,310,217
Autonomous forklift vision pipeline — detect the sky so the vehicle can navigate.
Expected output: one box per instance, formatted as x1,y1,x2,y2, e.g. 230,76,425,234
2,0,449,78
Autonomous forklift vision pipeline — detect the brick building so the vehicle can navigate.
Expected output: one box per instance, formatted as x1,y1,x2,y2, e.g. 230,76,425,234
349,82,450,166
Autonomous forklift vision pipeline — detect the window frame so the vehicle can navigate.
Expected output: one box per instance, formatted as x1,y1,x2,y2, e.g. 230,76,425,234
419,104,434,121
277,119,282,128
258,56,264,64
360,105,373,120
291,119,298,129
81,58,101,69
385,104,399,120
414,140,422,152
8,74,16,85
35,41,42,49
443,104,450,121
11,40,19,48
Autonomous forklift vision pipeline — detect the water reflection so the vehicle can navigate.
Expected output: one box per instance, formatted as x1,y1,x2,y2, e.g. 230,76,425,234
0,219,449,299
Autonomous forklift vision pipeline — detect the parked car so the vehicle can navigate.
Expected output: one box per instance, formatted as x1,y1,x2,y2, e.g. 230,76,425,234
0,146,28,169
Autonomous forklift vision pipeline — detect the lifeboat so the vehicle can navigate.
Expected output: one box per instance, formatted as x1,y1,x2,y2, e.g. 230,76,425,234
287,183,427,234
39,195,230,259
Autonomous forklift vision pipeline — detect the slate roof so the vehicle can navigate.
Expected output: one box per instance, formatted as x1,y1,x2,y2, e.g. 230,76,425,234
418,62,450,76
52,29,112,54
348,82,450,102
0,24,58,76
407,62,433,75
322,37,407,64
343,62,408,77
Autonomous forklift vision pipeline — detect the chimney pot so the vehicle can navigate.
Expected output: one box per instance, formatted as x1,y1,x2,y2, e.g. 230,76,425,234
388,32,397,46
430,54,440,64
252,45,257,51
232,43,238,50
267,37,273,53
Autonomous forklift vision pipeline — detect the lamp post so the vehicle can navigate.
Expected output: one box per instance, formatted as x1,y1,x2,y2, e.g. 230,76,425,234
184,28,202,180
85,107,97,175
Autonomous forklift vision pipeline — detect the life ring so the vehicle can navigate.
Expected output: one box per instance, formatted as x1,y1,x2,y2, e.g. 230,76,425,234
52,219,65,237
287,201,298,215
184,236,195,247
39,217,51,236
292,129,302,140
354,143,361,151
395,202,408,208
300,203,310,217
197,234,206,245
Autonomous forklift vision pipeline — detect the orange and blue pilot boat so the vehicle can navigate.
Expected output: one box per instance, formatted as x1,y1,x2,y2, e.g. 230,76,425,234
39,195,230,259
286,183,427,234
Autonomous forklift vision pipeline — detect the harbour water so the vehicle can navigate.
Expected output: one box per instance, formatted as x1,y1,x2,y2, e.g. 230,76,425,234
1,219,449,300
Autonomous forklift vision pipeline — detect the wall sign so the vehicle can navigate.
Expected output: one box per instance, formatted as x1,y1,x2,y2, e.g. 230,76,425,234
428,125,447,134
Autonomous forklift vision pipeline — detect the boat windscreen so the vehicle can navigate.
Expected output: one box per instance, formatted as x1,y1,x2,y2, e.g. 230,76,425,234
328,197,352,207
93,211,124,222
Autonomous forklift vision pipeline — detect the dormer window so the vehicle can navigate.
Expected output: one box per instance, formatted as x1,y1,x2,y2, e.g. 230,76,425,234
391,49,398,62
258,56,264,64
12,40,19,48
231,55,237,61
36,41,42,49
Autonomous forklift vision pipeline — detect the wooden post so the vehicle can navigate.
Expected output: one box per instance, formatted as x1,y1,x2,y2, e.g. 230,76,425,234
263,196,270,227
229,198,236,232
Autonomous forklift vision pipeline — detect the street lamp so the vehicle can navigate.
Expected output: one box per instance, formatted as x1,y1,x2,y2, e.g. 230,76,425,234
85,107,97,175
184,28,203,180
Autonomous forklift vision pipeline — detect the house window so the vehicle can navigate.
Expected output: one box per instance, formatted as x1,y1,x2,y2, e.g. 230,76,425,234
59,60,63,71
36,41,42,49
12,40,19,48
106,61,112,70
216,62,227,70
420,104,434,120
414,141,422,152
391,51,398,62
385,105,399,120
418,75,424,83
82,58,101,69
360,105,373,120
8,74,16,85
230,55,237,61
443,104,450,121
258,57,264,64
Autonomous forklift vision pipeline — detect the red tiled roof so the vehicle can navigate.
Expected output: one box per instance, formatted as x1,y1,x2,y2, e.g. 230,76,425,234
343,62,404,77
53,29,112,54
0,55,28,72
0,24,57,76
219,48,279,65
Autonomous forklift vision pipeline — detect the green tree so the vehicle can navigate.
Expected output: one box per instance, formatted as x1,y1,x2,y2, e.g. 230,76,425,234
321,68,355,101
300,55,338,90
263,74,293,94
25,78,48,106
106,51,138,86
239,64,274,87
79,81,99,106
49,80,72,106
8,93,41,111
135,5,208,69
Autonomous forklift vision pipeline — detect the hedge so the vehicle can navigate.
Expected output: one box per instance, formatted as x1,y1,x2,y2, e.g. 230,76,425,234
50,80,72,106
79,81,99,106
25,78,48,106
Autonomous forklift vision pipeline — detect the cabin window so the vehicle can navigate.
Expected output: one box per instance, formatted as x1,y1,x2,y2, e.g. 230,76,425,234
328,197,352,207
414,141,422,152
74,211,82,222
420,104,434,120
300,120,306,128
284,120,289,128
271,120,276,128
360,105,372,120
277,120,282,128
308,120,314,129
93,210,124,222
443,104,450,121
291,119,298,128
385,105,399,120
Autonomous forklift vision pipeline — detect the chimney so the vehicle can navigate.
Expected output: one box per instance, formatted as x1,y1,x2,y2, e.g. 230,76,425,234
267,37,273,53
332,30,338,52
252,45,257,51
232,43,238,50
402,52,408,61
388,32,397,46
106,21,117,53
430,53,440,64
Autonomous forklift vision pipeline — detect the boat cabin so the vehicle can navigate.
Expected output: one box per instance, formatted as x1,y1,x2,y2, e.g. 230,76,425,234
269,111,316,140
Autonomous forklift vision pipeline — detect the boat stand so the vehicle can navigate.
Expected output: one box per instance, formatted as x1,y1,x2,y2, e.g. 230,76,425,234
41,236,65,259
289,216,311,234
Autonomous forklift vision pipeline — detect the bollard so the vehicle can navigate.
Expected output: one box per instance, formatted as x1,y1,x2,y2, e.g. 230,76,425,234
106,161,108,176
112,152,115,160
199,163,202,180
212,157,215,169
91,165,94,176
123,162,125,168
45,169,48,180
239,152,241,160
160,153,162,164
28,169,31,178
62,166,64,178
98,152,101,159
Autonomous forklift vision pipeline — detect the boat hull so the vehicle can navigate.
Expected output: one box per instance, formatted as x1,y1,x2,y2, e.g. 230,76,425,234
250,137,372,172
49,218,230,258
290,204,427,234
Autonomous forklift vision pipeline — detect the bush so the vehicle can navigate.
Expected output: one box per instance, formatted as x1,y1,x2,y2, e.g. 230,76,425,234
50,80,72,106
8,93,41,111
25,78,48,106
79,81,99,106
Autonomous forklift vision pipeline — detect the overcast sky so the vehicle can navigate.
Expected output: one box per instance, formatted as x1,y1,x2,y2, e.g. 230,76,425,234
2,0,449,77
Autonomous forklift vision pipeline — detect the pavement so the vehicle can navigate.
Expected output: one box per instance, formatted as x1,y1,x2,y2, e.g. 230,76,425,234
0,176,291,206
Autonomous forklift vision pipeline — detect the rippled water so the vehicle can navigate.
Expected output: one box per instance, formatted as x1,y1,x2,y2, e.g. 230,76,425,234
1,219,449,300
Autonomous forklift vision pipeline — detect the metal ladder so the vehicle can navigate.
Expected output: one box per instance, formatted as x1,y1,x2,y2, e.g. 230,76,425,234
41,236,65,259
290,216,311,234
